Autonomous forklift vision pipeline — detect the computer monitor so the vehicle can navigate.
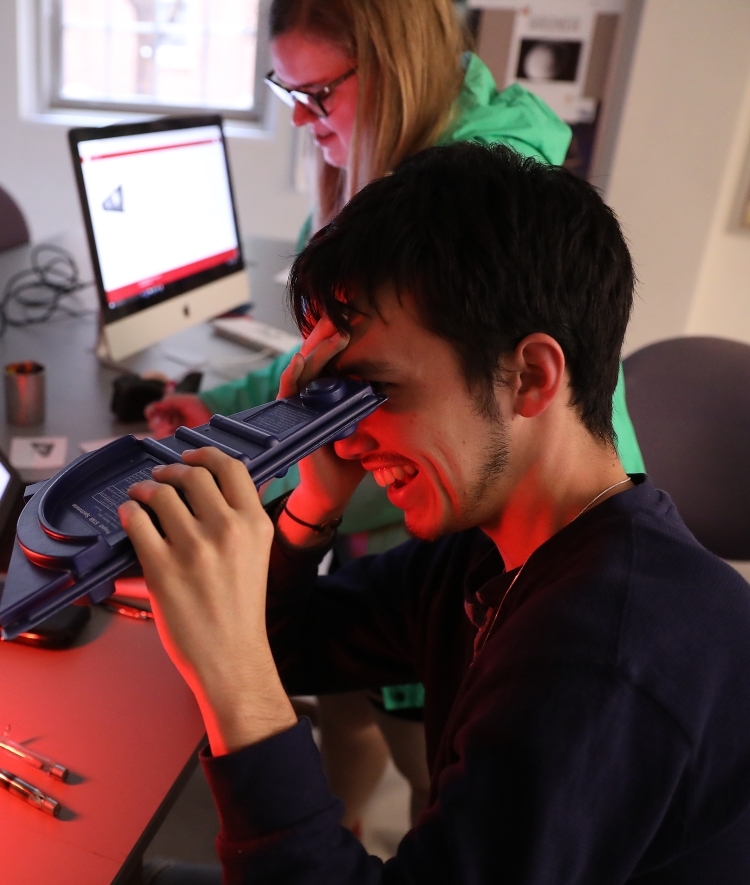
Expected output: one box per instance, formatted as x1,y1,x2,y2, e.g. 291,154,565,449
68,115,249,361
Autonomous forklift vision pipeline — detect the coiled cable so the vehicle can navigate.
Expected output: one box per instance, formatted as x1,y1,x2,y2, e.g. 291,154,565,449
0,244,96,337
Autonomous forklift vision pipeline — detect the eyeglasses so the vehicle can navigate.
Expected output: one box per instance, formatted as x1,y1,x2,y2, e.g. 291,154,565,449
264,67,357,118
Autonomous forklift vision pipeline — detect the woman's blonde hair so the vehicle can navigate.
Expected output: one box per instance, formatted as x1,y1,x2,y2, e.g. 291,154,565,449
270,0,467,229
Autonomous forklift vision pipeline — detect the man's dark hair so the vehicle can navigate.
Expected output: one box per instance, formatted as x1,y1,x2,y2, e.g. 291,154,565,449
288,142,635,444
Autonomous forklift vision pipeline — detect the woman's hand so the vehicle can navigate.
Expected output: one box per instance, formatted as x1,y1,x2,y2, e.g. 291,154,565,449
119,447,296,755
145,394,212,438
277,317,366,545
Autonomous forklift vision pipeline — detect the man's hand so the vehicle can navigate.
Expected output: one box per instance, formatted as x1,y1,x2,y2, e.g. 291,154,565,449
277,317,366,546
277,315,348,400
119,447,296,756
145,394,212,438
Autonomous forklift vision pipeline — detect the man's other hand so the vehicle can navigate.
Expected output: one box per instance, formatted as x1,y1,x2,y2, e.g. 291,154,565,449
119,447,296,756
277,316,366,546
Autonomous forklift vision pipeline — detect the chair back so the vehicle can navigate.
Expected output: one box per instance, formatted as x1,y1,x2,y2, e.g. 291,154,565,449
623,336,750,560
0,186,30,253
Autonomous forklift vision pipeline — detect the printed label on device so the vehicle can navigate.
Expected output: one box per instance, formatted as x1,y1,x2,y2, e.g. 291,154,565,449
248,402,311,436
69,462,158,538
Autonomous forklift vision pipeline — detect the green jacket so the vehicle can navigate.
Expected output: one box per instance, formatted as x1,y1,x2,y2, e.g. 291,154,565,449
200,55,644,531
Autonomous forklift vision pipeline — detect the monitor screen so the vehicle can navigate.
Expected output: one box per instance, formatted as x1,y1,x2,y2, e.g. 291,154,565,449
0,448,24,574
0,463,10,503
69,116,249,360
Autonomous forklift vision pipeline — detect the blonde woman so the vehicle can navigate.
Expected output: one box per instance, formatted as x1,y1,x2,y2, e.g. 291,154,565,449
144,0,642,855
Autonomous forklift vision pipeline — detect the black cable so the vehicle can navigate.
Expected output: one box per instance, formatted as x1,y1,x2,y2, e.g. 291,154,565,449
0,244,97,337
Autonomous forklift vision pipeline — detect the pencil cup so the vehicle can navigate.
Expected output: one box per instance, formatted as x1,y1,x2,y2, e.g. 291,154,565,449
5,361,46,425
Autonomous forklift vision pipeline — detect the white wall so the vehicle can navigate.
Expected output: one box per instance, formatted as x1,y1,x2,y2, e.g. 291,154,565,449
0,0,310,244
687,68,750,340
605,0,750,355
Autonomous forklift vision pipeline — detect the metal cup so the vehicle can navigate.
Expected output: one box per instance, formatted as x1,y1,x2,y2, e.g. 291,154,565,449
5,361,46,426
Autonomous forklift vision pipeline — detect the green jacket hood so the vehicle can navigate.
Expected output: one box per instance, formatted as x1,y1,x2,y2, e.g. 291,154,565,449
437,53,571,166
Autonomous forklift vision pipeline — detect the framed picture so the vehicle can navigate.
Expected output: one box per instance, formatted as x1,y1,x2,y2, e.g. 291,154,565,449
737,173,750,231
729,132,750,232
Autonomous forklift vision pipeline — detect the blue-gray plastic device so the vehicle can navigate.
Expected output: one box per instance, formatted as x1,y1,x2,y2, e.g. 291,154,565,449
0,378,384,640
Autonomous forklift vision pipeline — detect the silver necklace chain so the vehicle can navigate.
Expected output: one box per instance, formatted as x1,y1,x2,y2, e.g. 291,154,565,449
471,477,632,664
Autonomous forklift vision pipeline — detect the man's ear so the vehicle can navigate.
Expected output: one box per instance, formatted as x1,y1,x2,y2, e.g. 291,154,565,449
504,334,567,419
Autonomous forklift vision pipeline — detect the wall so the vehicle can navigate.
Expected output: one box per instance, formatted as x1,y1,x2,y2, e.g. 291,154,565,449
604,0,750,355
687,68,750,340
0,0,310,244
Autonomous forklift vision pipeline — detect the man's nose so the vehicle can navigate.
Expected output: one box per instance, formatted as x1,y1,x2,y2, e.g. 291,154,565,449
334,414,378,460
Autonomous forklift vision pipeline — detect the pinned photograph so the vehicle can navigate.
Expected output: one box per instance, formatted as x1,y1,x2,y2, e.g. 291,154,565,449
516,39,582,82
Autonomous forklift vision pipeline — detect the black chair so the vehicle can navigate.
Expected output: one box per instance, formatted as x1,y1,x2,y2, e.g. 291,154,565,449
0,186,30,253
623,336,750,560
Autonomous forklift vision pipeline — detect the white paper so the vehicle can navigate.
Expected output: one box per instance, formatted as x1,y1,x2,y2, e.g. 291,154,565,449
10,436,68,470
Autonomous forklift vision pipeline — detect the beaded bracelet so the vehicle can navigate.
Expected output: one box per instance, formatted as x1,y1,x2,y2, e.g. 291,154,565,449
283,501,343,534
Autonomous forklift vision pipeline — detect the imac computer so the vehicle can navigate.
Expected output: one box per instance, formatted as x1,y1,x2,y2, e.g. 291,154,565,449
68,115,249,361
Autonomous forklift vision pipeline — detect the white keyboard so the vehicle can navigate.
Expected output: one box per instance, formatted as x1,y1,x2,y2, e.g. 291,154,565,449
211,317,301,355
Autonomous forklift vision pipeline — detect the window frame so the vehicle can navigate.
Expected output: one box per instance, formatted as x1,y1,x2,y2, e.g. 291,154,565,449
35,0,271,124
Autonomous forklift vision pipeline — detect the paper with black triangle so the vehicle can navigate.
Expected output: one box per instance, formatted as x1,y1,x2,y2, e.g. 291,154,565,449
10,437,68,470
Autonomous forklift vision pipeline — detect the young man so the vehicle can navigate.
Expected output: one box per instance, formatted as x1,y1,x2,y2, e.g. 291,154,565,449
122,144,750,884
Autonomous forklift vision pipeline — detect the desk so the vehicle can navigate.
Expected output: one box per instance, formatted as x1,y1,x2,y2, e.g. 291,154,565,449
0,232,296,883
0,609,204,885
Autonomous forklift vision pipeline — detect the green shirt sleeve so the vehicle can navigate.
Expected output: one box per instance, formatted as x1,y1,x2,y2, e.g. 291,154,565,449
198,344,301,416
296,214,313,254
612,363,645,474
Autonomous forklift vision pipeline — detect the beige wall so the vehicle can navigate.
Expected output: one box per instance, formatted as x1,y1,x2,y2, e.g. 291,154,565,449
687,69,750,340
604,0,750,355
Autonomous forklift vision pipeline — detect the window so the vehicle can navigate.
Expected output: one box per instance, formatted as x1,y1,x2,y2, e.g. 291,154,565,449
44,0,269,121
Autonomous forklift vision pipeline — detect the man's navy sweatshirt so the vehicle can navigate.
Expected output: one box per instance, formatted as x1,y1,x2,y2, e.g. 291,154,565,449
201,477,750,883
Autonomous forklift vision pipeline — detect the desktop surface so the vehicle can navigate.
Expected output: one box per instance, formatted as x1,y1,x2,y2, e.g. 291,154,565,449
0,606,205,885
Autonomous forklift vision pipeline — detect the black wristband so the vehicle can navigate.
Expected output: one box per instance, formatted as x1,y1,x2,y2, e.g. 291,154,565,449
283,501,343,534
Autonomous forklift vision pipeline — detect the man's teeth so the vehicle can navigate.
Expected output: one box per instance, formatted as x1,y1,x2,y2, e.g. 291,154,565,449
373,465,417,487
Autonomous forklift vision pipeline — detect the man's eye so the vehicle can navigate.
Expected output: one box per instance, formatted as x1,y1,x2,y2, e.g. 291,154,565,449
368,381,390,395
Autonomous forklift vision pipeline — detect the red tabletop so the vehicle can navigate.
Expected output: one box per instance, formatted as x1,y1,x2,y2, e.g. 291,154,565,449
0,607,205,884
